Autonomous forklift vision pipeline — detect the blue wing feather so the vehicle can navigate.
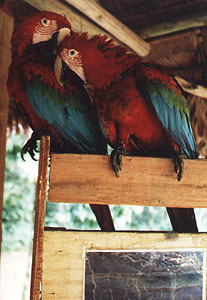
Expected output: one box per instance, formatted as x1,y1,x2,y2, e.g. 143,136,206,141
144,80,196,158
25,80,107,154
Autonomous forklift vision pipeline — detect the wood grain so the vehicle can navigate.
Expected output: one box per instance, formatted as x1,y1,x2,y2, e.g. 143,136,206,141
23,0,113,37
30,136,50,300
23,0,150,56
65,0,150,56
49,154,207,208
42,230,207,300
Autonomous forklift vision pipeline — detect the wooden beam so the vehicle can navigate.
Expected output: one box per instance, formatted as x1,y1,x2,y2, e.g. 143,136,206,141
0,7,13,258
23,0,115,37
23,0,150,56
49,154,207,208
30,136,50,300
64,0,150,56
136,13,207,40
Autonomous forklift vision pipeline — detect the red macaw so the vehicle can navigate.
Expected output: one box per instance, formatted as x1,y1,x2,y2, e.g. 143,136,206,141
56,33,198,233
7,12,114,232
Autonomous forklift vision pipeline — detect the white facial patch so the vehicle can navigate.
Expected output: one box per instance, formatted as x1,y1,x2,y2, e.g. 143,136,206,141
61,48,87,82
32,19,58,45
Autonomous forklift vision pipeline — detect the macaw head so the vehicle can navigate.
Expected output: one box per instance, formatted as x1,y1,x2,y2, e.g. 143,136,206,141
11,11,71,57
55,32,138,89
55,32,129,89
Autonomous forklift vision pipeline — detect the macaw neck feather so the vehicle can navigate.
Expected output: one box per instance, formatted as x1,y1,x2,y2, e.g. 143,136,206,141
59,32,141,89
8,49,64,95
90,34,141,87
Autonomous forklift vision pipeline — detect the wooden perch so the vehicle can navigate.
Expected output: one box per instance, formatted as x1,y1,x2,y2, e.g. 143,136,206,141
64,0,150,56
49,154,207,208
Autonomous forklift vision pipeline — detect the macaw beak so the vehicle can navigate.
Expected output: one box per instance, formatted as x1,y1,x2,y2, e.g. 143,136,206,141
54,55,64,87
57,27,71,47
54,56,87,88
54,54,87,88
53,27,71,87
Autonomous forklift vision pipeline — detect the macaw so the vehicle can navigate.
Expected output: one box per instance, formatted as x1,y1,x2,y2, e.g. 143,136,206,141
55,33,198,233
7,12,115,232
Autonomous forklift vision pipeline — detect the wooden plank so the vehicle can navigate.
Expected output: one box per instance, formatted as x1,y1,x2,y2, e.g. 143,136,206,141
23,0,207,41
23,0,113,37
139,13,207,40
135,11,207,39
30,136,50,300
0,6,14,258
48,154,207,208
64,0,150,56
42,230,207,300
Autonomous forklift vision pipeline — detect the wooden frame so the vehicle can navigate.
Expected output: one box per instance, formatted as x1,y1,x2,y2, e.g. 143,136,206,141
42,230,207,299
30,137,207,299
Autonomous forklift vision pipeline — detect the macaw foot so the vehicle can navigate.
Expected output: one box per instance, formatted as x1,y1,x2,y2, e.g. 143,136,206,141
21,131,42,161
110,144,127,177
172,152,184,181
21,130,62,161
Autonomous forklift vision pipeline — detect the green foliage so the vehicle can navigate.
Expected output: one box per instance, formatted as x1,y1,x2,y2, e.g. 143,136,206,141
2,133,37,252
112,205,172,231
45,202,99,230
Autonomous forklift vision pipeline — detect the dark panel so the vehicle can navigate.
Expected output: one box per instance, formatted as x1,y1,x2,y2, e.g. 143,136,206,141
85,250,204,300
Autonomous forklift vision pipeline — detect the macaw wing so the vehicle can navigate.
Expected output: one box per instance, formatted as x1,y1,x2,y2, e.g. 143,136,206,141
24,79,107,154
142,78,196,158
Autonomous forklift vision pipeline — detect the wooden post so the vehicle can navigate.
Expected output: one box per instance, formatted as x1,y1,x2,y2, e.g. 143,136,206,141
0,6,13,258
30,136,50,300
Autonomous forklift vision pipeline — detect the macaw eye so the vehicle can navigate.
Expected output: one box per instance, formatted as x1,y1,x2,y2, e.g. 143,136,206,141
41,18,49,25
69,49,78,57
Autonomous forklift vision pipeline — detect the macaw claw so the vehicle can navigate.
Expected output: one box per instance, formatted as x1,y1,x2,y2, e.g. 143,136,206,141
110,144,126,177
173,152,184,181
21,130,77,161
21,130,54,161
21,132,41,161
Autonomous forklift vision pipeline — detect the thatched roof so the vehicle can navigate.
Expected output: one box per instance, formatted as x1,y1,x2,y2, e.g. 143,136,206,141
6,0,207,156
